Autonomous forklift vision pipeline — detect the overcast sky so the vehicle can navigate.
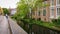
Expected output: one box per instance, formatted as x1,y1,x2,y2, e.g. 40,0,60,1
0,0,19,8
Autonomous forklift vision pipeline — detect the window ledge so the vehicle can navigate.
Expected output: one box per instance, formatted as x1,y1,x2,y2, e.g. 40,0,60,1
50,16,54,18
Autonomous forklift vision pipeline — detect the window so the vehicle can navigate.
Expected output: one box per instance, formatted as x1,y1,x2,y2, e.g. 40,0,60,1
32,11,35,15
51,0,54,6
57,8,60,16
59,0,60,4
38,11,40,16
43,1,47,8
43,9,46,16
57,0,60,4
37,7,40,16
51,8,54,16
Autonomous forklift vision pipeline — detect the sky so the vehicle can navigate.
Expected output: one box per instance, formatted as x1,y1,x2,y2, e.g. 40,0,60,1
0,0,19,8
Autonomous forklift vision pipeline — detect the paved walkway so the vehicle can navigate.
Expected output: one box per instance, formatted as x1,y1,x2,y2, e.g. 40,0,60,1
8,18,27,34
0,16,27,34
0,16,10,34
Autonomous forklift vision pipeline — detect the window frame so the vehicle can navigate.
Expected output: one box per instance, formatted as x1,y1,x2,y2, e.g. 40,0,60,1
57,8,60,16
50,7,54,17
57,0,60,5
43,9,46,16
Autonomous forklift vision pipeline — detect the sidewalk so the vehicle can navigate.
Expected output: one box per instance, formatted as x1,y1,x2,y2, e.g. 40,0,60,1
0,16,10,34
8,18,27,34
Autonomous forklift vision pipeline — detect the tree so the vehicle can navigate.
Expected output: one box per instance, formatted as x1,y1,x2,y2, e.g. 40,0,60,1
0,7,4,15
11,0,49,34
16,0,46,19
3,8,10,15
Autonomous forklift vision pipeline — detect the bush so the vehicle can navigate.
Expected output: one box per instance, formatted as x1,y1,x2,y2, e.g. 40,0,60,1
52,17,60,27
3,8,10,15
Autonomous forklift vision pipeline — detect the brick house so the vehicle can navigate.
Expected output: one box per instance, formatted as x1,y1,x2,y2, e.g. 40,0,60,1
31,0,60,22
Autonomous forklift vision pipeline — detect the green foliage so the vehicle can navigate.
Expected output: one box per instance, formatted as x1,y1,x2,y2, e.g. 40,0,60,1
3,8,10,15
13,0,48,20
12,0,50,27
56,17,60,25
52,19,57,24
52,17,60,27
20,18,56,29
12,0,30,21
